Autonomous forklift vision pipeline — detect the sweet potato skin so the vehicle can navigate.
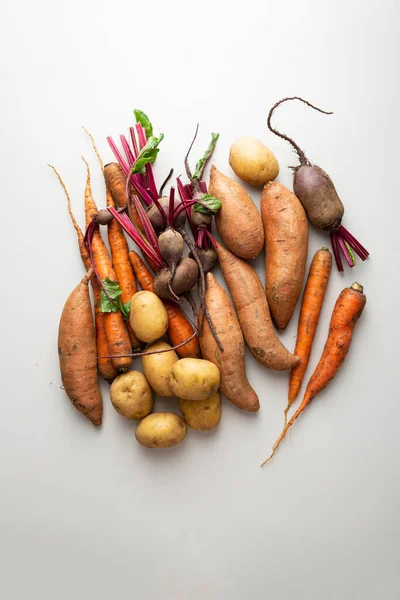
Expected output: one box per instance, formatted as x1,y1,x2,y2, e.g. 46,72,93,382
58,273,102,426
208,165,264,260
216,242,299,370
199,273,259,412
261,182,308,330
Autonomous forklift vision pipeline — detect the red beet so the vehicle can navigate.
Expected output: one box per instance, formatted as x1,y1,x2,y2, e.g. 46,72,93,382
267,96,369,271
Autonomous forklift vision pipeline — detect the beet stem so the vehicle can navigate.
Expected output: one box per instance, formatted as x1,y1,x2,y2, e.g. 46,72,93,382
98,329,198,359
337,235,355,268
338,225,369,260
330,230,344,272
168,187,175,228
178,227,224,352
159,168,174,197
120,134,135,166
129,127,139,158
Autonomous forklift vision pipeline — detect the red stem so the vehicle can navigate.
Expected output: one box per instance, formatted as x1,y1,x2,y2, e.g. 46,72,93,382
330,230,343,272
168,187,175,227
337,235,355,268
129,127,139,158
108,207,165,268
120,134,135,166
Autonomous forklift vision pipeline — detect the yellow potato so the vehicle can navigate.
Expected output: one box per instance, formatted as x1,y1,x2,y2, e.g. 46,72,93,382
229,136,279,186
169,358,220,401
110,371,153,420
129,291,168,343
135,412,187,448
142,341,178,397
179,391,221,430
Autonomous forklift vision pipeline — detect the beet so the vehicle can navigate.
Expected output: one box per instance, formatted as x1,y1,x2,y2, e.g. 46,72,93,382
293,166,344,230
190,248,217,274
153,258,199,300
267,96,369,271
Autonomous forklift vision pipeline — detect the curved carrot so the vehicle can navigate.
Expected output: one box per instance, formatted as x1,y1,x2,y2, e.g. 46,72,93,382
262,282,366,465
83,158,132,371
129,251,201,358
104,162,144,232
50,165,118,382
286,247,332,422
84,129,143,353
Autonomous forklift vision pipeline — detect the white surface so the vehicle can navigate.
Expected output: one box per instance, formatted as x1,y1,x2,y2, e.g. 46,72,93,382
1,1,399,598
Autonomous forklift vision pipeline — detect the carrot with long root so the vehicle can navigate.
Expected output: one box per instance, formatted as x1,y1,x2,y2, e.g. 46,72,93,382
129,251,201,358
58,268,103,426
84,130,143,351
285,247,332,422
82,157,132,371
262,282,366,465
49,165,118,383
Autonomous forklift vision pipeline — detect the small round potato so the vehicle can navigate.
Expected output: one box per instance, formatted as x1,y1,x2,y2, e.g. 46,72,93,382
142,341,179,397
135,412,187,448
179,391,221,430
169,358,220,401
129,291,168,343
110,371,153,420
229,136,279,186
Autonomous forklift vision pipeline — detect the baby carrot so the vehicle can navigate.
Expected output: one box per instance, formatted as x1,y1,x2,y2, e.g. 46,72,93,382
262,282,366,465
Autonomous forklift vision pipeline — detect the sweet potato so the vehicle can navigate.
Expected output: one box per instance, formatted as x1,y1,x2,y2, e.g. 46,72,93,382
58,270,102,426
208,165,264,259
216,242,299,370
261,182,308,330
199,273,259,412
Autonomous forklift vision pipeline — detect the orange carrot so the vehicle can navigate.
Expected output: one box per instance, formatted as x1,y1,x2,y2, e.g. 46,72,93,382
83,158,132,371
50,165,118,382
129,251,201,359
286,247,332,422
262,282,366,465
103,162,144,232
84,129,143,352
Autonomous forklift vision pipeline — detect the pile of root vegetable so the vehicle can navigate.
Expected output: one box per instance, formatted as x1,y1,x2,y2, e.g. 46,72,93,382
53,98,368,464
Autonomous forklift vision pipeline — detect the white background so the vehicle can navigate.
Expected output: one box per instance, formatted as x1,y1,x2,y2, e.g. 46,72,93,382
1,0,399,598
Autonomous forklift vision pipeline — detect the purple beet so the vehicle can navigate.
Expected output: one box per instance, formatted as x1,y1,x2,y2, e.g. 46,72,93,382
267,96,369,271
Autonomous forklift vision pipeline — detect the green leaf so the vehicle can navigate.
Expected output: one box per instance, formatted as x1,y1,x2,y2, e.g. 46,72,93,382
121,301,131,319
130,134,164,174
193,194,222,215
193,133,219,182
134,109,153,139
99,277,129,318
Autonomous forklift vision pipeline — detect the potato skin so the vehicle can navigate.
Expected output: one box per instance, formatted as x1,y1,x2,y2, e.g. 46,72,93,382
142,341,178,397
261,182,308,330
229,136,279,186
110,371,153,420
179,391,221,430
169,358,220,401
209,165,264,260
135,412,187,448
129,291,168,343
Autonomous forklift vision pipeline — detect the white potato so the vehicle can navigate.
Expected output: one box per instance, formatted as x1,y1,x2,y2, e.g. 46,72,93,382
110,371,153,420
129,291,168,343
229,136,279,186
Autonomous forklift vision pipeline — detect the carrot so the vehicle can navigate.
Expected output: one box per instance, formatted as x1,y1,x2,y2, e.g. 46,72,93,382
216,242,299,371
129,251,201,359
262,282,366,465
199,273,260,412
261,181,308,330
58,269,102,426
83,158,132,371
50,165,118,383
104,162,144,232
85,130,144,352
286,247,332,421
208,165,264,259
